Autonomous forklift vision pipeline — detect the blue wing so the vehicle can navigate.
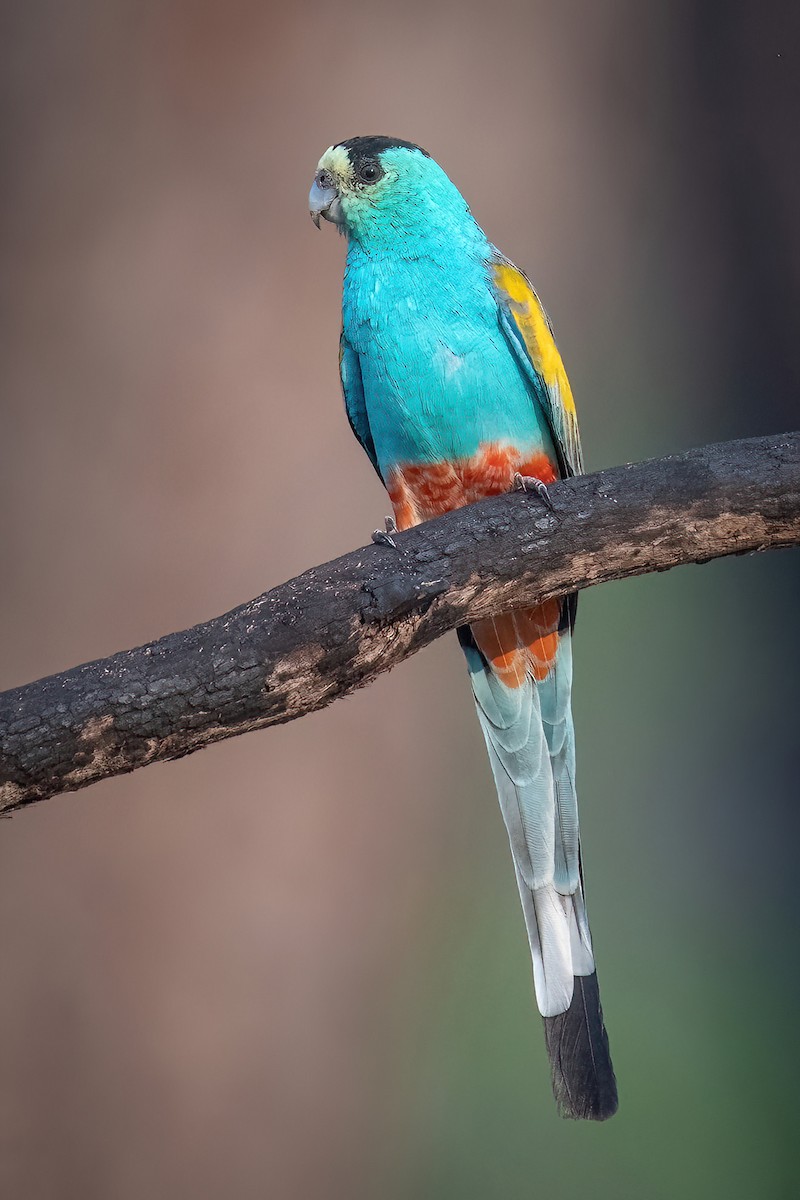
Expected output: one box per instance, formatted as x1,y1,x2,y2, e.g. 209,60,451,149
339,332,382,480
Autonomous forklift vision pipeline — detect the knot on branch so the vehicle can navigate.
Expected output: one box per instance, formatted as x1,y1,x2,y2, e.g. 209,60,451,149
359,573,449,624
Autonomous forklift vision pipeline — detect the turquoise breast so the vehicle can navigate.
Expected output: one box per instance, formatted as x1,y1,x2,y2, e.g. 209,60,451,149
342,242,557,477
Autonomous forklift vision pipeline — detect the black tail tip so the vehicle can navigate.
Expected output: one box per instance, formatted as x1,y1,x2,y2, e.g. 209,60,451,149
543,972,618,1121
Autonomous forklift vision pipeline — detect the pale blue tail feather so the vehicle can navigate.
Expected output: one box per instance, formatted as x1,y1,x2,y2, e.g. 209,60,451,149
458,628,592,1017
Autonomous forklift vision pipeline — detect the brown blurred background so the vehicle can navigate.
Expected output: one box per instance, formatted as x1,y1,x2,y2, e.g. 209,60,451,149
1,2,799,1198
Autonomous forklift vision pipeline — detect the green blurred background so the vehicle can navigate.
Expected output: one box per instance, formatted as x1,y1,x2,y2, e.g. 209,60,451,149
1,2,798,1197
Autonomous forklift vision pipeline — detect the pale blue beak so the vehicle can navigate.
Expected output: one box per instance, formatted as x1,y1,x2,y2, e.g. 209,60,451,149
309,179,343,228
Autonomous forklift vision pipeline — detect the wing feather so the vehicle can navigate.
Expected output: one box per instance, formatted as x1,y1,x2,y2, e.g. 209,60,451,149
339,332,382,480
490,254,583,477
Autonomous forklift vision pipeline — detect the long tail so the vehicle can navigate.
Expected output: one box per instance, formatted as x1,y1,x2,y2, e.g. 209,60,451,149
458,604,617,1121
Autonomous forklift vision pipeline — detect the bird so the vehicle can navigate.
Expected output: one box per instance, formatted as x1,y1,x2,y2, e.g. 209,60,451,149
309,136,617,1121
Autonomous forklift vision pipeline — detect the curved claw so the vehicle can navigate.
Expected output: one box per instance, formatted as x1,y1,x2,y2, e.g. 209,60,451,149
513,472,555,513
372,515,399,550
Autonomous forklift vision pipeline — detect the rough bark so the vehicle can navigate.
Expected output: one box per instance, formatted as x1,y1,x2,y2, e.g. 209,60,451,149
1,432,798,814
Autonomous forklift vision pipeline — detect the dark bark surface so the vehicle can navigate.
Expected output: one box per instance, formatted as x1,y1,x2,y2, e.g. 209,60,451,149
1,431,798,814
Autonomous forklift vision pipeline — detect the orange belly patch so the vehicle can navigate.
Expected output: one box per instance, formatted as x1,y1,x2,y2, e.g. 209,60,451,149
386,442,557,531
387,443,562,686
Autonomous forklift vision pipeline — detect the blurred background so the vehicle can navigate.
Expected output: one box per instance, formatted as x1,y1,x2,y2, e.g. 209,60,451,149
1,1,799,1197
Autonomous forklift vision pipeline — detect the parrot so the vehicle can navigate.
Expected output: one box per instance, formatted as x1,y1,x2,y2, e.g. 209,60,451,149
309,135,617,1121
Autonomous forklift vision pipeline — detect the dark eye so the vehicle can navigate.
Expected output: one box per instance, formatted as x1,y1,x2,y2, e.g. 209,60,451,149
358,160,382,184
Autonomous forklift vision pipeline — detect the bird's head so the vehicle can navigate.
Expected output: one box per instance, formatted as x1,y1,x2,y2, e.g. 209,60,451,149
309,136,473,245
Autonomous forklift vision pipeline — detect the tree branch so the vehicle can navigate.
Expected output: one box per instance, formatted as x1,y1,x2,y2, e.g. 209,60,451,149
2,432,798,814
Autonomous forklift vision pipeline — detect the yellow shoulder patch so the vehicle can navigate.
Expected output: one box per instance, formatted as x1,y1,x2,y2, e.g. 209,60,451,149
491,261,576,417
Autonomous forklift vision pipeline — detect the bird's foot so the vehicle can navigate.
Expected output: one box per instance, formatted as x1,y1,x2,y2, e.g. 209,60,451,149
372,515,398,549
513,472,555,512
